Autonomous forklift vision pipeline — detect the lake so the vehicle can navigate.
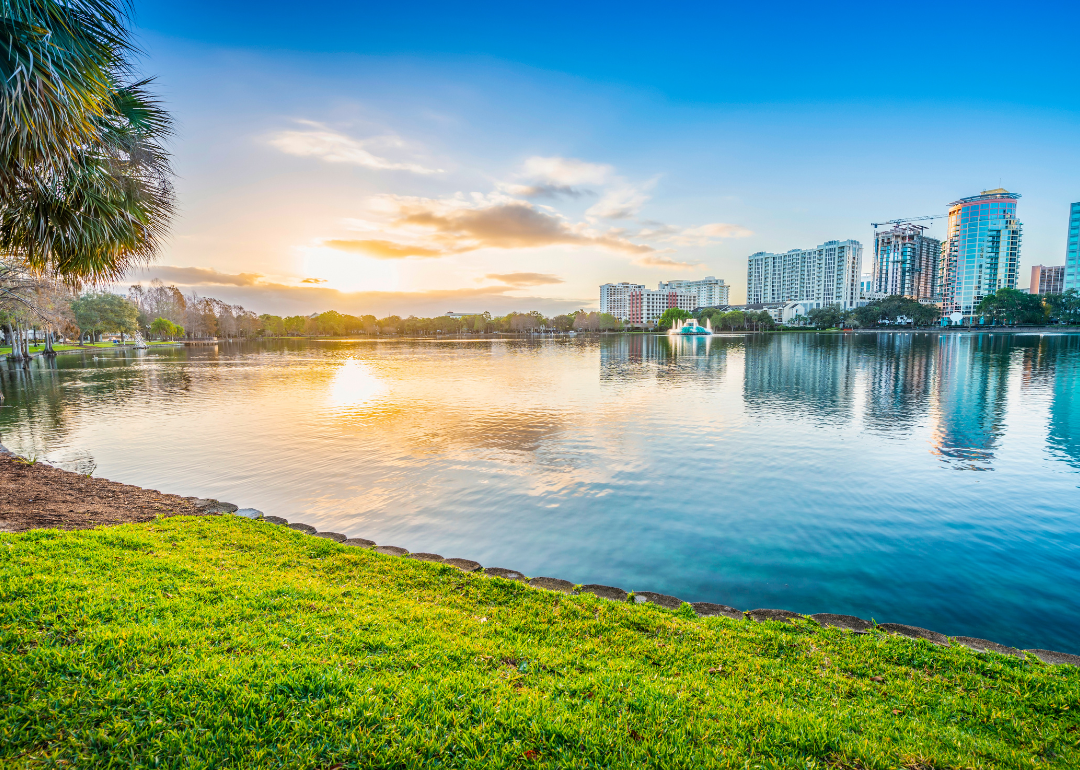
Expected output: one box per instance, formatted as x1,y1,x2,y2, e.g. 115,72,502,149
2,333,1078,652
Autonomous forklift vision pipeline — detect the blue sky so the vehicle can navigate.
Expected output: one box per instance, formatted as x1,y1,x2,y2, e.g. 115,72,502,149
127,0,1080,315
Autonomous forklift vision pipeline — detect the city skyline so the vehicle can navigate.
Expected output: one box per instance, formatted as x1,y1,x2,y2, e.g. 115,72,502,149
123,0,1080,317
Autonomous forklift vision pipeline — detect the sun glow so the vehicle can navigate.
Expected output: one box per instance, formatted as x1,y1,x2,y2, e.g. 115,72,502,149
327,359,387,409
302,247,402,292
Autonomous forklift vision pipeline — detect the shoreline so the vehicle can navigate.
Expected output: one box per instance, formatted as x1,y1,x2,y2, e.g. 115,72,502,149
2,444,1076,664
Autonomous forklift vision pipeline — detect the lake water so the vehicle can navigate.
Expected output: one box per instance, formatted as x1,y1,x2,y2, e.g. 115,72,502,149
2,333,1078,652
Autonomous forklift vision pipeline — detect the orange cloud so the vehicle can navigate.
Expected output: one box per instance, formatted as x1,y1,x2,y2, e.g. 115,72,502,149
123,266,591,317
324,239,444,259
636,254,703,270
485,272,565,286
129,266,266,286
393,200,654,255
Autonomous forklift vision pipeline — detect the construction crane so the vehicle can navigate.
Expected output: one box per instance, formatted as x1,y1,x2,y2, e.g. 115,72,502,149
871,214,945,230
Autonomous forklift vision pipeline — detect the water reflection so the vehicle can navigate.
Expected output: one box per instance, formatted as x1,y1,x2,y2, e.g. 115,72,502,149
1048,343,1080,469
860,333,935,436
930,335,1011,470
2,334,1080,652
743,334,858,424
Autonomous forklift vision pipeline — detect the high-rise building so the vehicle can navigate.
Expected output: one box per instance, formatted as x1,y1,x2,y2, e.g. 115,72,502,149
656,276,729,307
1065,202,1080,291
939,189,1022,319
872,224,941,300
746,239,863,309
599,281,699,325
859,273,874,297
1030,265,1065,295
599,282,644,321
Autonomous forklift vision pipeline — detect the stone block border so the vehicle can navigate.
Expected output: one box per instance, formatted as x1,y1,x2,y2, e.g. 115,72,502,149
219,507,1079,666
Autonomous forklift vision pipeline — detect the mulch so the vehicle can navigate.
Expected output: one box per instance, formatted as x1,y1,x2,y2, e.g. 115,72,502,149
0,454,205,533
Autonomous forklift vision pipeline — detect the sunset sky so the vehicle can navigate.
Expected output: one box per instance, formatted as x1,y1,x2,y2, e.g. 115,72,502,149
127,0,1080,317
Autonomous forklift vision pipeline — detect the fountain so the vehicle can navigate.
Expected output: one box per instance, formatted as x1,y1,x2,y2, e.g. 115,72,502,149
669,317,712,336
133,331,149,350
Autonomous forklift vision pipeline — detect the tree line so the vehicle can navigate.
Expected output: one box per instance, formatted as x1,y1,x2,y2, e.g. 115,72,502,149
801,290,1080,330
258,310,625,336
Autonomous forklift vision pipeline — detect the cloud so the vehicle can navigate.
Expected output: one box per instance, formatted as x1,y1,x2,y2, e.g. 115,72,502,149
585,181,654,220
680,222,754,240
485,272,565,287
521,156,612,186
386,197,654,255
123,266,591,317
498,183,588,200
636,254,703,270
324,239,444,259
266,121,441,174
128,265,266,286
301,277,327,284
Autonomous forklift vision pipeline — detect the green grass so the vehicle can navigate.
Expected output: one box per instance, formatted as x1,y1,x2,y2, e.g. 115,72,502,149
1,517,1077,768
0,341,176,356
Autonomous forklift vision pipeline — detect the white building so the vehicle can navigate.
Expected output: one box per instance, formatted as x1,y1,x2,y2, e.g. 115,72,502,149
599,281,699,325
656,276,729,307
746,240,863,310
599,283,644,322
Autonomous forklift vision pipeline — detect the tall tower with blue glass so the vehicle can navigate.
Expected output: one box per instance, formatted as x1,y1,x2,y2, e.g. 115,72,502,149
939,188,1022,322
1066,202,1080,291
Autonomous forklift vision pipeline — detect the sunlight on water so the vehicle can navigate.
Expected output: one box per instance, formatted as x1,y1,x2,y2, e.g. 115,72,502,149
1,333,1078,652
326,358,387,412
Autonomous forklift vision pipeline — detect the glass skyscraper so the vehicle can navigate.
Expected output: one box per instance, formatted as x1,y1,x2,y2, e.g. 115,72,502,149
1066,202,1080,291
939,188,1022,321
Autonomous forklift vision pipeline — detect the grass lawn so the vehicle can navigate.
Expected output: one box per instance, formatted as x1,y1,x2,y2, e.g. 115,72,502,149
0,341,176,356
1,516,1077,768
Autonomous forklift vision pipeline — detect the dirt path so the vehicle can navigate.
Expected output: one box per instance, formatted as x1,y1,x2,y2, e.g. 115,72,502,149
0,453,205,533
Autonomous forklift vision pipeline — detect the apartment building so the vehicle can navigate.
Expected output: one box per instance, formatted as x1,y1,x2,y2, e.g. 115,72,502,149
1030,265,1065,295
599,281,699,325
656,276,730,307
746,239,863,309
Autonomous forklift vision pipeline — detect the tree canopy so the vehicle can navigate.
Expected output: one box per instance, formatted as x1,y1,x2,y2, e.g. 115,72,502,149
975,288,1048,325
1,0,175,285
851,296,940,328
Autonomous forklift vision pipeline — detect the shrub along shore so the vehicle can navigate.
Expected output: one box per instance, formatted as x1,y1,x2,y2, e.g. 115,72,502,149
1,458,1079,767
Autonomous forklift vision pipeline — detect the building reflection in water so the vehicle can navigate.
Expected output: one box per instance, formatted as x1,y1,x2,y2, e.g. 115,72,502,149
599,333,732,385
929,335,1012,470
742,334,858,424
859,333,935,436
1047,339,1080,469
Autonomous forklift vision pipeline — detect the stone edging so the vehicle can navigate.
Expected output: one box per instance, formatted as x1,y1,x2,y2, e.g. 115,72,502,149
198,500,1080,668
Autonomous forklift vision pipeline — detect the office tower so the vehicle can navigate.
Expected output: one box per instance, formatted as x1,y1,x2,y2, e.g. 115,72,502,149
746,240,863,308
939,189,1022,319
1030,265,1065,295
872,224,942,300
1065,202,1080,291
656,276,730,307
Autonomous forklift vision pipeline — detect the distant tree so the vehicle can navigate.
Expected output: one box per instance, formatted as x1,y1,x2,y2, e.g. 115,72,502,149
149,317,175,340
976,288,1048,326
806,304,845,329
658,307,692,330
71,292,138,342
283,315,307,336
852,295,940,328
1043,290,1080,325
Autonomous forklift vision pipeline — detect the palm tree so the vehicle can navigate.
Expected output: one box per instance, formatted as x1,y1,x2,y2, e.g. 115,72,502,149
1,0,174,286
